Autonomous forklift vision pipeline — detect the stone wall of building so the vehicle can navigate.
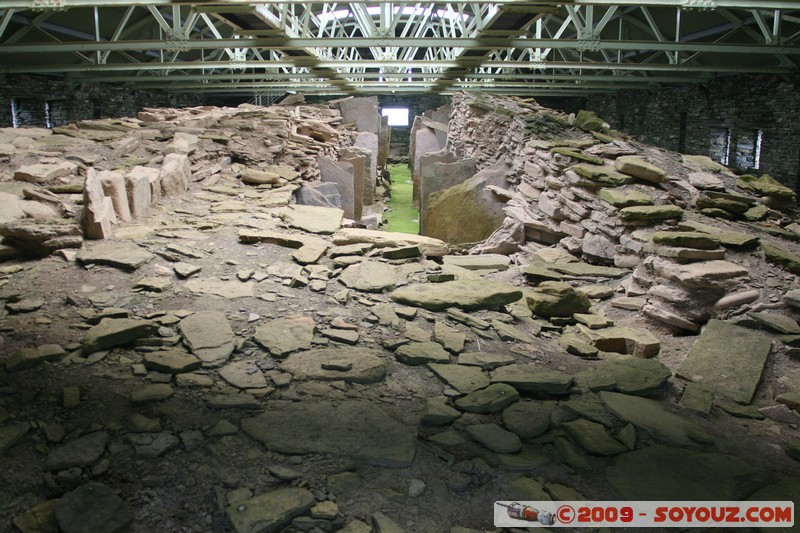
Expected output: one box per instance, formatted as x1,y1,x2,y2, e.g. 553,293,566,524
584,74,800,190
0,74,202,128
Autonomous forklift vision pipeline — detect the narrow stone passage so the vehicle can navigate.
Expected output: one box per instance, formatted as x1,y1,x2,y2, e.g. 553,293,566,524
382,164,419,234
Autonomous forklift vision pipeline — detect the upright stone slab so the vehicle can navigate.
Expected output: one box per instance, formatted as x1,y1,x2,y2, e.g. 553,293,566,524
677,319,771,404
413,128,444,178
295,182,342,209
83,168,116,240
378,115,390,169
160,153,190,197
124,168,152,219
97,170,132,222
127,166,162,206
338,96,381,134
318,155,358,220
415,150,458,208
339,147,369,215
354,133,378,205
419,158,477,234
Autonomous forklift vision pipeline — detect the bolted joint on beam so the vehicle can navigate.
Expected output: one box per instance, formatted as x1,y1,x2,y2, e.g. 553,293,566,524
164,39,190,53
29,0,65,11
681,0,718,11
577,39,601,52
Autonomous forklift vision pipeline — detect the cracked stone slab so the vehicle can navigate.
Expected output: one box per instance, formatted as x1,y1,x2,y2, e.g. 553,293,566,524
184,278,254,299
179,310,236,366
76,241,154,270
280,348,386,384
241,400,416,468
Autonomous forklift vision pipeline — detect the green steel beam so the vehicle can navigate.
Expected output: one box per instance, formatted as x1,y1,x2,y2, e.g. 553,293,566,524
4,1,800,8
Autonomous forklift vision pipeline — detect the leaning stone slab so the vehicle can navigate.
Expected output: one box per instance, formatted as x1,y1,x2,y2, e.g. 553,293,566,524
747,311,800,334
83,169,116,240
241,400,416,467
15,162,76,184
227,488,315,533
55,482,133,533
179,310,236,366
83,318,156,353
491,364,574,394
390,280,522,311
76,241,154,270
677,319,771,404
143,350,202,374
600,391,713,446
561,418,627,456
761,241,800,275
280,348,386,384
607,445,754,500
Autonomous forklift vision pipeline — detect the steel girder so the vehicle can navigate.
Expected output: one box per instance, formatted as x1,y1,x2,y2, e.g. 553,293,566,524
0,1,798,97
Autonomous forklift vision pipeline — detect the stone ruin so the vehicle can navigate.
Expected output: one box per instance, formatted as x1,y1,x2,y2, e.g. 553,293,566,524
0,91,799,531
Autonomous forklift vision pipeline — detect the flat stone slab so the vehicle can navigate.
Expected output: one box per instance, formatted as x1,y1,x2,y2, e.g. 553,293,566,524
219,361,268,389
600,391,713,446
491,364,574,394
502,401,552,439
464,423,521,453
748,311,800,334
677,319,771,404
143,350,202,374
226,488,315,533
184,278,254,299
607,445,754,500
457,351,515,370
427,363,490,394
339,261,398,292
653,259,748,289
76,241,154,270
253,316,315,357
179,311,236,366
395,341,450,365
578,357,671,396
46,432,109,471
545,262,629,278
454,383,519,413
83,318,156,353
332,228,450,257
390,280,522,311
442,254,511,271
0,422,30,455
55,482,133,533
277,204,344,234
562,418,627,456
280,348,386,384
580,325,661,358
241,400,416,467
6,344,65,371
130,383,174,404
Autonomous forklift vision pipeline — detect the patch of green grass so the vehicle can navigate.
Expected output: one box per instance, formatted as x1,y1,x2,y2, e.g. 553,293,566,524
383,164,420,234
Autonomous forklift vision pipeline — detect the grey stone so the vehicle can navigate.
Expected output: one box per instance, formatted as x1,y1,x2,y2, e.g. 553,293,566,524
280,348,386,383
554,437,590,471
184,278,254,299
502,401,552,439
600,391,713,446
46,432,109,471
391,280,522,311
434,322,466,354
395,341,450,365
278,204,344,235
207,394,261,410
607,446,754,500
454,383,519,414
427,363,489,394
54,482,133,533
339,261,397,292
320,328,359,345
561,418,627,456
526,281,591,318
318,156,359,221
130,383,174,404
442,254,510,272
0,422,30,455
83,319,156,353
747,311,800,334
226,488,312,533
614,156,667,183
339,96,381,134
373,511,406,533
457,351,515,370
127,432,180,458
142,350,202,374
6,344,65,371
241,400,416,467
77,241,154,270
179,311,236,366
465,423,521,453
219,361,268,389
419,159,477,235
421,398,462,426
253,316,315,357
677,319,771,404
295,182,342,209
578,357,671,396
491,364,574,394
127,413,161,433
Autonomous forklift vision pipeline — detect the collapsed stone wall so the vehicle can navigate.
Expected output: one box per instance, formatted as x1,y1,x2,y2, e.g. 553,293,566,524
414,91,800,340
0,95,387,257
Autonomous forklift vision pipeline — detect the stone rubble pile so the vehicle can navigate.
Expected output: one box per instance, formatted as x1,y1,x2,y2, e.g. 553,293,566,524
1,92,799,532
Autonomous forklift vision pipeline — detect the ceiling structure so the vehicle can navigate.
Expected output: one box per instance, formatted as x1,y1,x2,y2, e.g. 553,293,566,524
0,1,799,101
